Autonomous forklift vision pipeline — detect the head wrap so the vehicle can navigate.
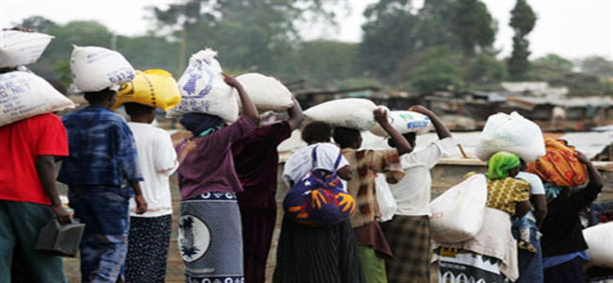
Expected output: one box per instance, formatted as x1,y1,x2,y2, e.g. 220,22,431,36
487,151,520,180
180,113,223,137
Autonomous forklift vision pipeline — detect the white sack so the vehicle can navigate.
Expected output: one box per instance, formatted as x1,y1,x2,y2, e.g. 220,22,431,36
70,45,136,92
370,110,431,137
583,223,613,268
375,173,398,222
235,73,293,112
167,49,238,122
0,71,75,127
430,174,488,244
476,112,545,163
304,98,377,131
0,30,53,68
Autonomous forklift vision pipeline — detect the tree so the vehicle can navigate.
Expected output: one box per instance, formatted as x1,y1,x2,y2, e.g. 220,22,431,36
529,53,573,82
449,0,496,57
507,0,536,81
16,16,57,33
580,56,613,79
359,0,497,78
148,0,339,74
407,47,464,92
466,54,508,88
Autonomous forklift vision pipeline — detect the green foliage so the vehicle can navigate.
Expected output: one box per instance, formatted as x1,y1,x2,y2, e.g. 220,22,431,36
466,54,508,86
508,0,536,81
359,0,495,79
529,53,574,82
580,56,613,79
450,0,497,57
407,47,464,92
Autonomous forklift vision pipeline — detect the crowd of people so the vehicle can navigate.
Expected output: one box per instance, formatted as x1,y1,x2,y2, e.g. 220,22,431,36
0,28,607,283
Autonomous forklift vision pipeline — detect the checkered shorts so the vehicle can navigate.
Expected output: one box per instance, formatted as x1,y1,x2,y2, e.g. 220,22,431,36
381,215,431,283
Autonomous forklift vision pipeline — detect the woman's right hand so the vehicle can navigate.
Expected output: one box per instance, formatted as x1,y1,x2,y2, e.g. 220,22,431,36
222,72,241,89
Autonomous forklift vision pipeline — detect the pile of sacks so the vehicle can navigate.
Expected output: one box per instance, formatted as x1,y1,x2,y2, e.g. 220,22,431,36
0,30,74,127
167,49,296,122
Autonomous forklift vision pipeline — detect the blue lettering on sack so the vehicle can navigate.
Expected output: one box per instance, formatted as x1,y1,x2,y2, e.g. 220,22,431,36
406,121,429,129
181,60,215,99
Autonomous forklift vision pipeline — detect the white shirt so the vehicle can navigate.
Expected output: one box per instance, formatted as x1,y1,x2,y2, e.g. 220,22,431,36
516,171,545,222
128,122,178,217
282,143,349,188
390,137,457,216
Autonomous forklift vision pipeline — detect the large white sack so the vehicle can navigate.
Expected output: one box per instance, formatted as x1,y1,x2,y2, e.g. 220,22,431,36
583,223,613,268
375,173,398,222
167,49,238,122
0,30,54,68
370,110,431,137
235,73,294,112
0,71,75,127
430,174,488,244
304,98,377,131
70,45,136,92
476,112,545,163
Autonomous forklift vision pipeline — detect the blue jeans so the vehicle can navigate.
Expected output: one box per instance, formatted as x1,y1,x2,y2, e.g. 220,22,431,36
69,186,131,283
511,217,543,283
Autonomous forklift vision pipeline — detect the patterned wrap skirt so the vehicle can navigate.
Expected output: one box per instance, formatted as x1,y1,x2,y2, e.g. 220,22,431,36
125,215,172,283
437,248,508,283
179,192,243,282
381,215,431,283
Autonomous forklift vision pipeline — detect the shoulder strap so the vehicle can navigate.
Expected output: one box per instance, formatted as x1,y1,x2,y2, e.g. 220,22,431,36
333,151,343,170
311,145,319,168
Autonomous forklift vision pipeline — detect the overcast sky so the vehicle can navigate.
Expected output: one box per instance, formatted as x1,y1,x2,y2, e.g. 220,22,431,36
1,0,612,60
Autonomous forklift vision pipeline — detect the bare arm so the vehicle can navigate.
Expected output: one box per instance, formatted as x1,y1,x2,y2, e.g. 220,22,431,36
286,96,304,131
35,156,70,223
531,194,548,226
374,108,412,155
223,73,259,123
130,182,148,214
337,165,354,181
410,105,451,140
515,200,532,217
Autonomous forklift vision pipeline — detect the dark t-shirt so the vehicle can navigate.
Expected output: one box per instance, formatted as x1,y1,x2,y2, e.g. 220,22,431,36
232,121,292,209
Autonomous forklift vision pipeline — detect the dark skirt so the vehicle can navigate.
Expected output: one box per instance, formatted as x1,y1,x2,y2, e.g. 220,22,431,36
125,215,172,283
273,216,366,283
381,215,431,283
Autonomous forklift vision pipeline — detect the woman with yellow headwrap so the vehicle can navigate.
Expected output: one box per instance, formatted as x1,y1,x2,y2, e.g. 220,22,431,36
434,151,532,283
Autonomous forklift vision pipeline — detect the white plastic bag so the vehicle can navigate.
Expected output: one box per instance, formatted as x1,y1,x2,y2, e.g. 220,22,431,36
375,173,397,222
235,73,294,112
167,49,239,122
0,71,75,127
583,223,613,268
430,174,488,244
476,112,545,162
0,30,54,68
370,110,431,137
304,98,377,131
70,45,136,92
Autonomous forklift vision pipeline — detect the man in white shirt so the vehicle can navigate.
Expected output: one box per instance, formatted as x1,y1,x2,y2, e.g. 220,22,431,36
382,106,456,283
123,102,178,283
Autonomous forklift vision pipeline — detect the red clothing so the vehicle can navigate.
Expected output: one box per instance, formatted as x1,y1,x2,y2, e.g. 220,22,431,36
232,121,291,209
0,114,69,205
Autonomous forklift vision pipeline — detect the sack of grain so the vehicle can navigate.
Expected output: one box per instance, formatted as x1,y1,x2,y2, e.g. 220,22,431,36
70,45,136,92
166,49,238,122
304,98,377,131
112,69,181,111
0,71,75,127
0,30,54,68
235,73,293,112
583,223,613,268
476,112,545,162
370,110,431,137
